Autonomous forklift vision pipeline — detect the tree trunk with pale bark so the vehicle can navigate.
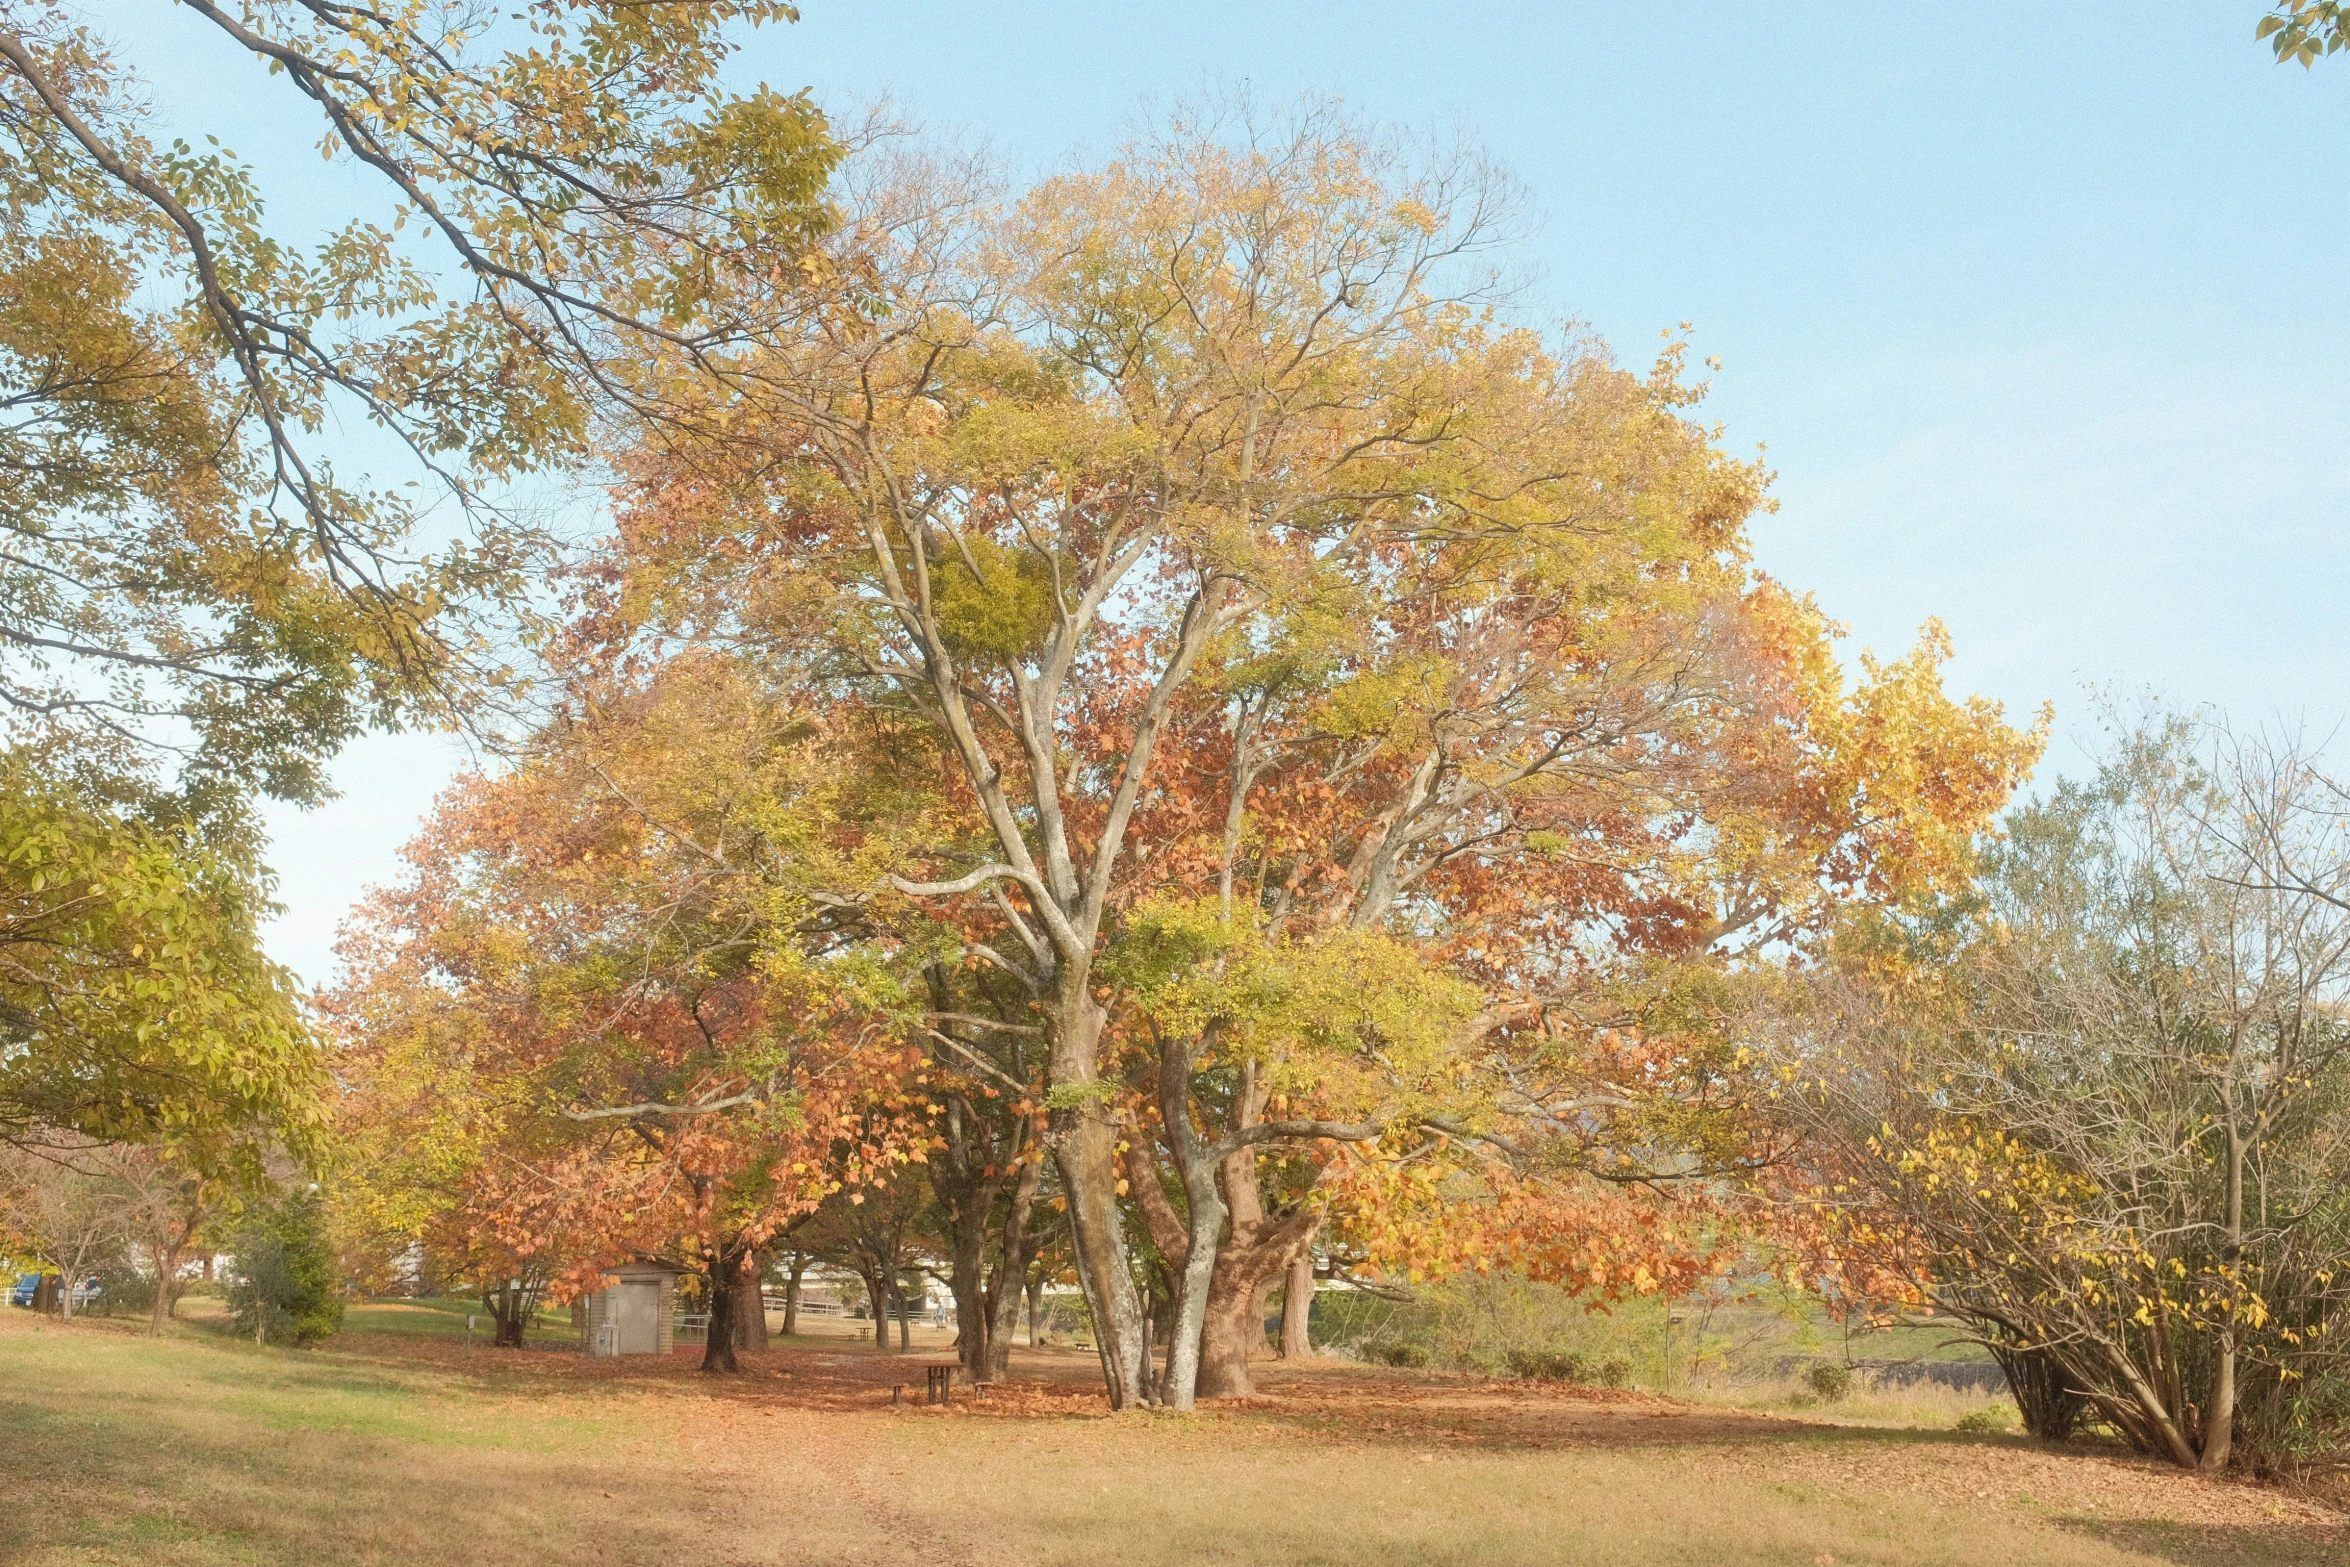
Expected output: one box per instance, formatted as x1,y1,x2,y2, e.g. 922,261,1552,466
1050,985,1148,1407
1125,1045,1329,1404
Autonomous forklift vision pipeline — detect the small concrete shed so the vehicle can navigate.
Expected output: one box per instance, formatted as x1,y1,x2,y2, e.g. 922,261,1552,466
578,1259,687,1357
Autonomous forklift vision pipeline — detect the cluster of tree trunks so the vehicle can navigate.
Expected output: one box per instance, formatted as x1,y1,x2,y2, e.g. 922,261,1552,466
480,1274,547,1349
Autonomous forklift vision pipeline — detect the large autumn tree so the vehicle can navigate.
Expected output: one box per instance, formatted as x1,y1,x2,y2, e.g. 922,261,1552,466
601,100,2044,1407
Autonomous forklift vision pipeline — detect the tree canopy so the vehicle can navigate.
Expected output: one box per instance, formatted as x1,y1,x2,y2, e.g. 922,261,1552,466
0,752,312,1173
328,100,2046,1410
2262,1,2350,65
0,1,837,1171
0,3,837,805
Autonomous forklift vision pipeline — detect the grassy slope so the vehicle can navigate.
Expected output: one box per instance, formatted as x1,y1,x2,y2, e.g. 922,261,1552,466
3,1306,2342,1567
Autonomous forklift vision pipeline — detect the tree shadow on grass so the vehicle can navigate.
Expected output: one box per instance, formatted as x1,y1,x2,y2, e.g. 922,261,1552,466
2047,1515,2350,1567
1236,1385,2040,1456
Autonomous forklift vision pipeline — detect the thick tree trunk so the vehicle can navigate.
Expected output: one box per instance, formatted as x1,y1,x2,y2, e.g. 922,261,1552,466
1120,1051,1221,1411
1195,1224,1318,1396
1280,1250,1315,1359
1196,1262,1267,1398
1050,986,1146,1408
1026,1274,1045,1347
2201,1330,2237,1469
1124,1045,1327,1405
734,1254,769,1355
1163,1198,1220,1407
1162,1096,1225,1410
984,1266,1024,1379
1195,1074,1322,1399
1247,1271,1280,1356
1193,1228,1294,1397
701,1241,749,1374
984,1274,1018,1377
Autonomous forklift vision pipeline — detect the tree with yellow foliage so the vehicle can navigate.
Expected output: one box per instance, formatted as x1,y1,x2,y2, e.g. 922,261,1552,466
1775,715,2350,1472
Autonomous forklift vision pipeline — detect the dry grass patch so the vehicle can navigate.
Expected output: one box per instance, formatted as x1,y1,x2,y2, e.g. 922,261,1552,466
3,1306,2343,1567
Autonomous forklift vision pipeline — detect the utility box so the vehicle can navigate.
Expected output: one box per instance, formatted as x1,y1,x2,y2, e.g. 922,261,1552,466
578,1259,686,1356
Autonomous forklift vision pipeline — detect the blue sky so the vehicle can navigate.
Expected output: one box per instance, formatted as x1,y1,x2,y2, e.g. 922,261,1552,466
137,3,2349,984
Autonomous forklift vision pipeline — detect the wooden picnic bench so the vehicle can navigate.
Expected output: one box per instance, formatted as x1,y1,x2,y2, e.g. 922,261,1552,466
888,1362,976,1406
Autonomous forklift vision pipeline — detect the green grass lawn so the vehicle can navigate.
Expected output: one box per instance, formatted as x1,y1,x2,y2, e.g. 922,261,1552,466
3,1303,2342,1567
338,1294,576,1344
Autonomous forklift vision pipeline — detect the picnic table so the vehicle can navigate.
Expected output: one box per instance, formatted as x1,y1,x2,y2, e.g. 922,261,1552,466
888,1362,984,1406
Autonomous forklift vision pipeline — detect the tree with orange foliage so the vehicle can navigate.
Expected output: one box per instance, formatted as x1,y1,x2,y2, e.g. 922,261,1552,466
328,652,933,1371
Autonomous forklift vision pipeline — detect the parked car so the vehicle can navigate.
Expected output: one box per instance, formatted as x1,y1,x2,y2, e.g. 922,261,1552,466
10,1273,97,1309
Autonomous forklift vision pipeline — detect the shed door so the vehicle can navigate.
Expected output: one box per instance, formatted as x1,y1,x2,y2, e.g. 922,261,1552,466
614,1281,661,1354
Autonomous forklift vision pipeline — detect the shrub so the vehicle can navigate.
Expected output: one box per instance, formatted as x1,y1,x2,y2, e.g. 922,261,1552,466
1494,1349,1633,1387
1505,1349,1588,1383
226,1185,343,1346
1954,1406,2017,1435
87,1250,155,1317
1806,1363,1855,1401
1378,1342,1430,1369
2242,1369,2350,1480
